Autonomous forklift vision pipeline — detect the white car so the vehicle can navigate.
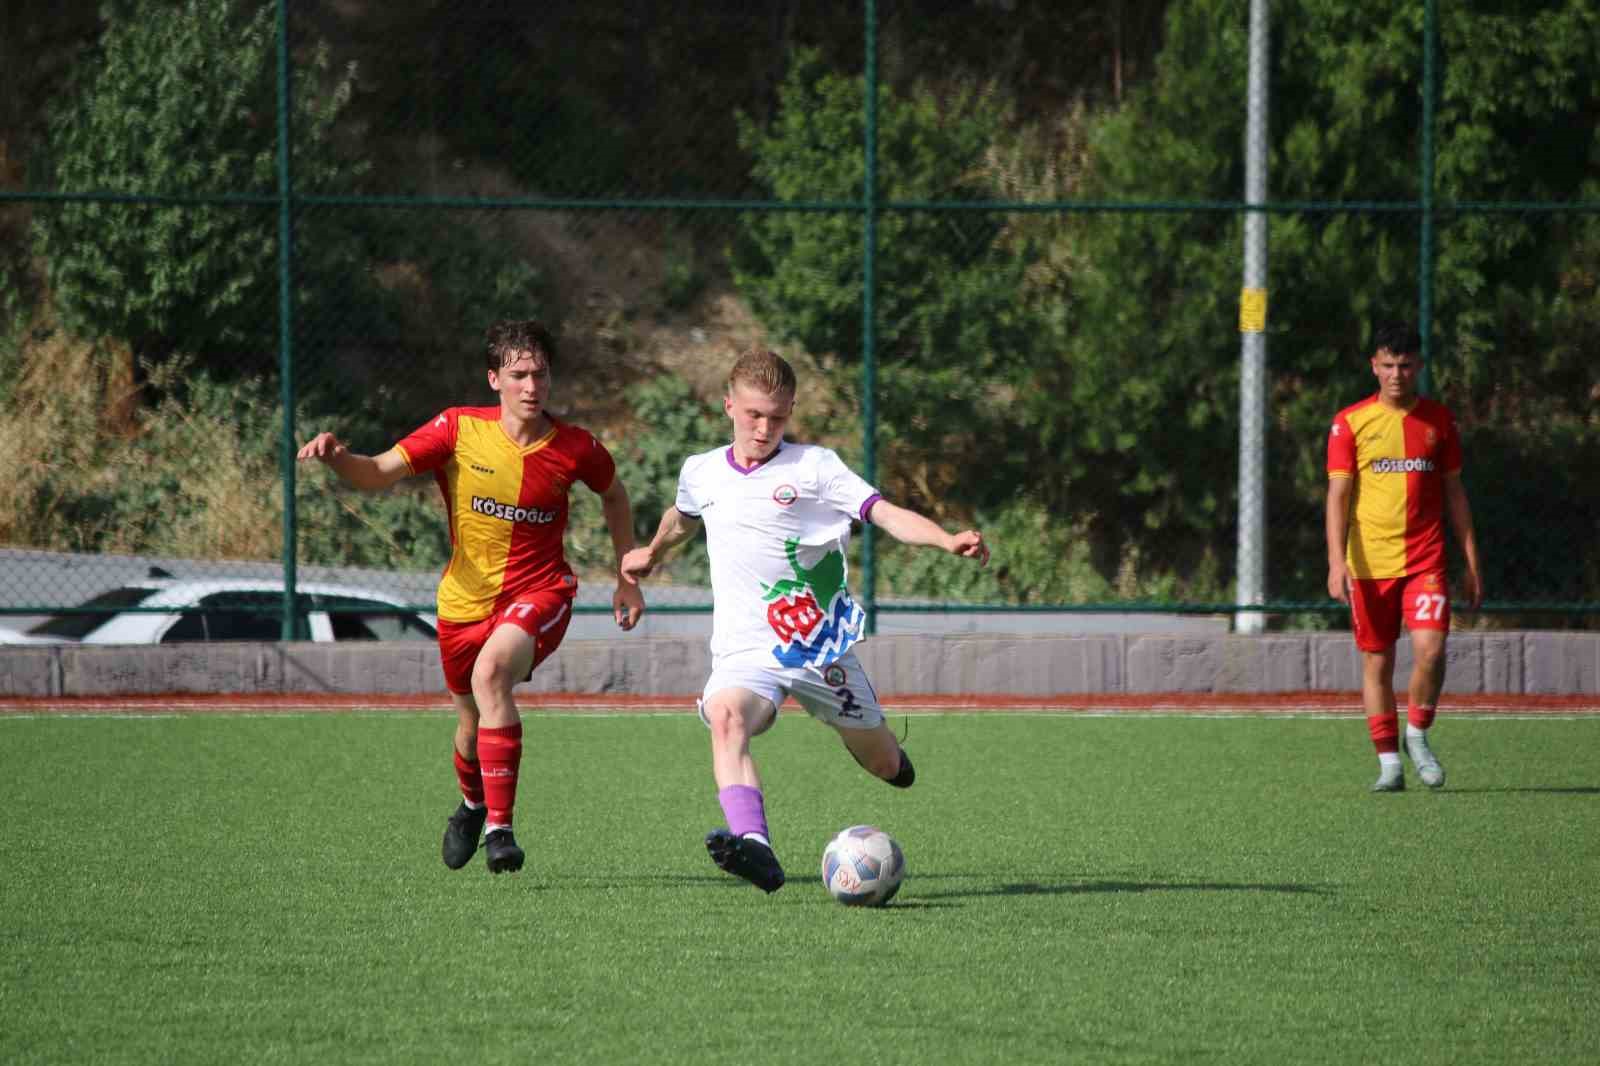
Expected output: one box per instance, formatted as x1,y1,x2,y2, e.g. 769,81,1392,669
0,577,438,645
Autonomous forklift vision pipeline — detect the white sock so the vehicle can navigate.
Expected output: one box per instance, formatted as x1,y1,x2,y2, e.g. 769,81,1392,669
741,832,772,847
1378,752,1402,770
463,798,484,810
1405,724,1427,740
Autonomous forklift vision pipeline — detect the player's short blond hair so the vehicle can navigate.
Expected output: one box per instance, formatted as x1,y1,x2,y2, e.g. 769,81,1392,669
727,348,796,398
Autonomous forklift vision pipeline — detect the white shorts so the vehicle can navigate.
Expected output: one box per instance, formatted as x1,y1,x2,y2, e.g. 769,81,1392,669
699,649,884,732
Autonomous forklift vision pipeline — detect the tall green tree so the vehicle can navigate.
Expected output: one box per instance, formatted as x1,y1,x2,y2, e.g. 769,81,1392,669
1026,0,1600,602
32,0,359,367
732,49,1043,511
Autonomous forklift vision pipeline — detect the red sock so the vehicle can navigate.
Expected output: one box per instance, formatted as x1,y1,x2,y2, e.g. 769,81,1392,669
1407,703,1436,730
477,724,523,829
1366,712,1399,754
453,748,485,806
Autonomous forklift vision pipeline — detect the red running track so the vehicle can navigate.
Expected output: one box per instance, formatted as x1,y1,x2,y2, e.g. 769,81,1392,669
2,691,1597,715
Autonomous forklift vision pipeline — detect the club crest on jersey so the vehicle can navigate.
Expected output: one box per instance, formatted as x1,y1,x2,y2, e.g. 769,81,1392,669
823,664,848,686
772,484,799,506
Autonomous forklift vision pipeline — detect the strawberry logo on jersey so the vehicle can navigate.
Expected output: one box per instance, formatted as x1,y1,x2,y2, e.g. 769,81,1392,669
760,538,864,667
767,591,825,645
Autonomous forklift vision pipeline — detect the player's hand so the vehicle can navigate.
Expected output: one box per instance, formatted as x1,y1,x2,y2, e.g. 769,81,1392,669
1327,564,1350,604
613,579,645,630
1461,567,1483,611
296,431,347,463
951,530,989,567
619,546,655,584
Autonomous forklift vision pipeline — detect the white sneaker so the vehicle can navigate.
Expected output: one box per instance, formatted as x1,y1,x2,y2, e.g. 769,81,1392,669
1371,764,1406,792
1405,733,1446,789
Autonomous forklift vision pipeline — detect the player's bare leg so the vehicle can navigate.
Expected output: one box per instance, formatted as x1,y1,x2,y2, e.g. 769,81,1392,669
702,688,784,892
705,687,773,790
441,690,489,869
833,722,915,787
1362,648,1405,792
1403,629,1448,787
469,624,537,873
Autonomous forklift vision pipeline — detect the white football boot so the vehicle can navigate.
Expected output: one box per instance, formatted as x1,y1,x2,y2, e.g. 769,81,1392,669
1370,763,1406,792
1405,732,1446,789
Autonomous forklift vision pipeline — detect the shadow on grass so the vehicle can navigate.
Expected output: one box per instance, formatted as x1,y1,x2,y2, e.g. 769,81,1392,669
909,876,1331,903
1433,781,1593,787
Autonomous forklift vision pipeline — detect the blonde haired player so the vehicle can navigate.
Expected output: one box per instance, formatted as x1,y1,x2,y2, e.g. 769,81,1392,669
1326,322,1482,792
621,349,987,893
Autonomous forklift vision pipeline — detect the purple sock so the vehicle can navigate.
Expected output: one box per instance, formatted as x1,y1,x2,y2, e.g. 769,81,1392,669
717,784,770,841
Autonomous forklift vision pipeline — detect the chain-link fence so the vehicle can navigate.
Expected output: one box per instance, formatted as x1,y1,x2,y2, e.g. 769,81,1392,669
1,0,1597,643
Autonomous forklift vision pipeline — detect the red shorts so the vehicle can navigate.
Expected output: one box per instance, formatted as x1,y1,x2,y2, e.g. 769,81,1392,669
436,587,575,696
1348,570,1451,653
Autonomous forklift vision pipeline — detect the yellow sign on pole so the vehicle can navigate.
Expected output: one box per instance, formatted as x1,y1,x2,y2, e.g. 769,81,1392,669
1239,287,1268,333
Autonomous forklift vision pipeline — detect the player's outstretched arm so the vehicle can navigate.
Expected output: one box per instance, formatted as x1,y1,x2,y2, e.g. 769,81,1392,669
868,500,989,566
599,477,645,630
296,432,410,492
620,506,702,584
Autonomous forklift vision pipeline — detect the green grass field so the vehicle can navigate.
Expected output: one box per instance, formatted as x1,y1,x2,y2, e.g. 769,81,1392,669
2,710,1597,1066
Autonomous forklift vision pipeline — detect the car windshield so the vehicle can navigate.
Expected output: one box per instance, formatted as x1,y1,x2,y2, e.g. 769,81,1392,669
26,586,164,639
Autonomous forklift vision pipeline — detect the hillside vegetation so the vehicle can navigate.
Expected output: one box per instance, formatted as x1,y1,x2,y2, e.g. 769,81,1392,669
1,0,1596,619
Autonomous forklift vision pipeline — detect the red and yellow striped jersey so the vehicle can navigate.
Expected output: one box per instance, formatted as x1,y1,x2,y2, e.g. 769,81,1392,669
1326,395,1462,579
391,407,616,623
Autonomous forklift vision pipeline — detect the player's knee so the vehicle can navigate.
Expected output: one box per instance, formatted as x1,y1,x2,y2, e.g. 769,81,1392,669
470,649,519,695
702,701,748,744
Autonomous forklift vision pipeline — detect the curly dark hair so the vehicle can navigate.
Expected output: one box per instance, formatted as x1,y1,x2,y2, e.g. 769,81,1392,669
485,319,557,371
1372,322,1421,358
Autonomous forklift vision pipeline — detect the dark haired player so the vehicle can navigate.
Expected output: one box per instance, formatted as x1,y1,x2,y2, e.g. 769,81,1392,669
1326,323,1482,792
298,320,644,871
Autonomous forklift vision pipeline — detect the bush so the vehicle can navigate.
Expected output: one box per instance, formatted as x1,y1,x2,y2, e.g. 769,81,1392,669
32,0,362,366
0,324,450,570
873,495,1228,606
579,373,727,583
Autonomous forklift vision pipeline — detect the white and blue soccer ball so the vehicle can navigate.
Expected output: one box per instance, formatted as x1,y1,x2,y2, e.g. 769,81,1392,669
821,824,905,907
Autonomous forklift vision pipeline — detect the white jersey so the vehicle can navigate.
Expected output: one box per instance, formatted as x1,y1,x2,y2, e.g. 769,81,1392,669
675,442,880,668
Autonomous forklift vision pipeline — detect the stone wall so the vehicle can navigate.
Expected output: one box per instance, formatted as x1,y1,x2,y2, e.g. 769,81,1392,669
3,630,1597,698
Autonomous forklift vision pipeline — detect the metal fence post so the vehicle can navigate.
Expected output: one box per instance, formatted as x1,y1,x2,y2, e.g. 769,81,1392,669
1235,0,1270,635
861,0,880,635
1418,0,1438,395
276,0,299,641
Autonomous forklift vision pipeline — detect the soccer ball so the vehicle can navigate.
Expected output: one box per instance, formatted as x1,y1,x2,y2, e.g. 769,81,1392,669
820,824,905,906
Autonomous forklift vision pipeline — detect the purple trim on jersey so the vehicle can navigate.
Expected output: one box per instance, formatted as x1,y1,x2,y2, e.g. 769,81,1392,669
724,442,783,475
859,493,882,522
